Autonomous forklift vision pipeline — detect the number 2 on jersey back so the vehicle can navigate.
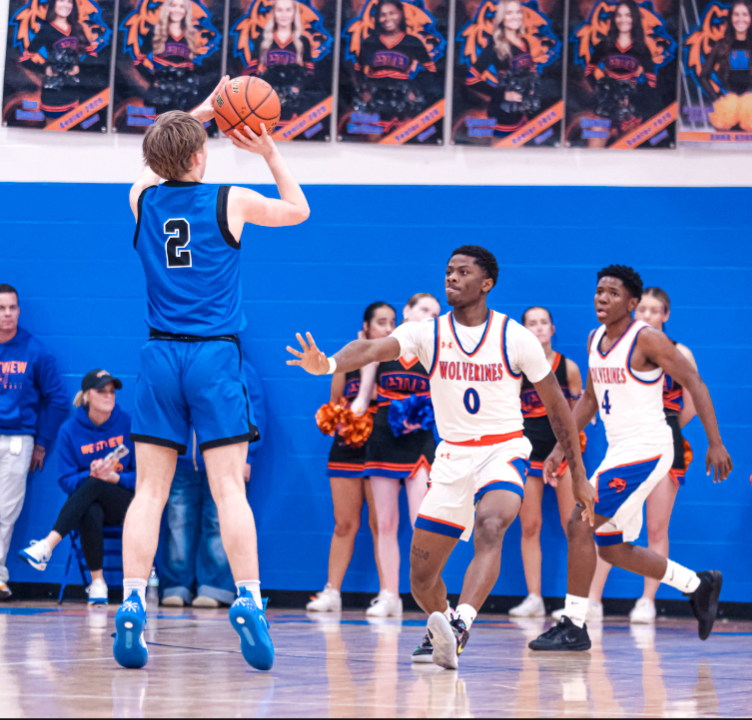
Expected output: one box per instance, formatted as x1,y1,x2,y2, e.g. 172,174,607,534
164,219,192,268
601,389,612,415
464,388,480,415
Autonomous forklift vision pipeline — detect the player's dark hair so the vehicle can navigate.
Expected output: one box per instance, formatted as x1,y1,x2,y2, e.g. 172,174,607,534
374,0,407,34
522,306,553,326
47,0,89,50
706,0,752,87
597,264,643,299
363,302,396,326
406,293,439,309
643,287,671,313
0,284,19,303
143,111,207,181
604,0,649,58
450,245,499,288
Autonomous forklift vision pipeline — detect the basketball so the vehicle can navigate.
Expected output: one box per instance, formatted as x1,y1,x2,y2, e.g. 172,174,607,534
212,76,281,136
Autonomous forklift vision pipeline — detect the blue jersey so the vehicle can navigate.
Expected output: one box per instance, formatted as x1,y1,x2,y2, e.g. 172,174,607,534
134,181,247,337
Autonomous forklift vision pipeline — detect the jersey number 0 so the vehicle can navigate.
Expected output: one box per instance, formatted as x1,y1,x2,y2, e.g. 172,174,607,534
164,219,192,268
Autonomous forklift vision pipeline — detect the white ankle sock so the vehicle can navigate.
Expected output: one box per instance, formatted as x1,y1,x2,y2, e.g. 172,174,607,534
123,578,147,607
443,600,453,620
564,594,589,628
237,579,262,609
455,603,477,630
661,560,701,593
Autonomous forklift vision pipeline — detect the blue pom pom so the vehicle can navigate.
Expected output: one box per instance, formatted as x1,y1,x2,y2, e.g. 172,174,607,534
388,395,435,437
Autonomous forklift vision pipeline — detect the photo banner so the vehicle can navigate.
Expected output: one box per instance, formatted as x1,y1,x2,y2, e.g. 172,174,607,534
565,0,679,149
226,0,335,141
337,0,448,145
2,0,114,132
112,0,224,135
451,0,565,148
679,0,752,147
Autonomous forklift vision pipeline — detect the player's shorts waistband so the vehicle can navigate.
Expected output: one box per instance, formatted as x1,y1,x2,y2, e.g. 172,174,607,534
444,431,524,447
149,328,240,344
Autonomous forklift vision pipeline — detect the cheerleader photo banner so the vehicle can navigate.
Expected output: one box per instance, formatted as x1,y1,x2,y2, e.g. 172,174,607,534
226,0,336,141
112,0,225,134
451,0,565,148
337,0,448,144
2,0,114,131
565,0,680,149
679,0,752,146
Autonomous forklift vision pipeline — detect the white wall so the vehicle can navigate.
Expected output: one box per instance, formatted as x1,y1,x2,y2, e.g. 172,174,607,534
2,0,751,187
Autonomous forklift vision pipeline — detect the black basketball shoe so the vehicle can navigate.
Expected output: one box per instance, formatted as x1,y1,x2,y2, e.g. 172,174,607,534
528,616,592,652
686,570,723,641
427,612,469,670
411,633,434,664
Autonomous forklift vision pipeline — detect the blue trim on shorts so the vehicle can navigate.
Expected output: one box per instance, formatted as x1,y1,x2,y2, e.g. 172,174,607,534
527,465,543,477
595,455,661,518
327,468,366,479
595,531,624,547
415,515,464,539
474,480,525,504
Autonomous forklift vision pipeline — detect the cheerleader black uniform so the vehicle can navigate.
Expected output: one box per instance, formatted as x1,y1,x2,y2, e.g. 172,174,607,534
520,352,572,477
663,341,692,486
585,40,655,131
364,357,435,479
466,38,537,134
247,34,314,121
699,38,752,100
20,21,87,116
140,29,200,114
327,370,374,478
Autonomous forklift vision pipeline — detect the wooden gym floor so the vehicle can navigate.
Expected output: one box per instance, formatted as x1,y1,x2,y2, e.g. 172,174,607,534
0,603,750,717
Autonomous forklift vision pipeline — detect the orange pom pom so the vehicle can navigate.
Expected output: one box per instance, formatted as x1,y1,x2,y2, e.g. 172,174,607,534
316,402,344,437
339,408,374,448
579,431,588,455
683,438,693,470
738,92,752,131
709,93,740,130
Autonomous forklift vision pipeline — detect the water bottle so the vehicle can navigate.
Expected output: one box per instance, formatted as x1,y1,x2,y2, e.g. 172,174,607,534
146,566,159,608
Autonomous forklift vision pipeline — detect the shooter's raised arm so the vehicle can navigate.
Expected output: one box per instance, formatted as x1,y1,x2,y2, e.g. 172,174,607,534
286,332,400,376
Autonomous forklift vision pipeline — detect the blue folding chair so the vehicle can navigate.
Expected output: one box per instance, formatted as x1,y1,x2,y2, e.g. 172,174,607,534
58,527,124,603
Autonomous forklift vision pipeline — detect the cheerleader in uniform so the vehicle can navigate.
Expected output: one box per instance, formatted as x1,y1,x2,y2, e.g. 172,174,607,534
508,307,583,618
466,0,539,137
20,0,91,120
579,288,699,625
584,0,656,148
307,303,396,613
359,294,440,618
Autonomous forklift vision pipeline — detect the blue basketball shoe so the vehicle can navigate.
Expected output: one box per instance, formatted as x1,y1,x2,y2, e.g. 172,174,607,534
229,588,274,671
113,590,148,669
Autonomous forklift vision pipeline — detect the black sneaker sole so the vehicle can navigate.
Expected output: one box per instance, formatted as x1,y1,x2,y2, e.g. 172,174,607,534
528,637,592,652
697,570,723,641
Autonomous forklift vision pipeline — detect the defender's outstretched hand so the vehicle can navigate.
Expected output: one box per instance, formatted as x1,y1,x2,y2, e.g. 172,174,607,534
192,75,229,123
287,333,330,375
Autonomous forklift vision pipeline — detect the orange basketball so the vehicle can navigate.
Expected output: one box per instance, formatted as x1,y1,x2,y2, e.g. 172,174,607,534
212,76,281,136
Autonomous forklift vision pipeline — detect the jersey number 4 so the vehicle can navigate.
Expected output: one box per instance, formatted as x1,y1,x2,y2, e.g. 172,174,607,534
164,219,192,268
601,390,612,415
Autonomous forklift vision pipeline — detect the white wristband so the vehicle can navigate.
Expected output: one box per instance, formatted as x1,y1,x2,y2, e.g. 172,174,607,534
326,356,337,375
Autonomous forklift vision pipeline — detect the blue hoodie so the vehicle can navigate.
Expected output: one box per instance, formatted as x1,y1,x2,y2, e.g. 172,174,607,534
0,327,69,450
176,358,267,472
57,405,136,495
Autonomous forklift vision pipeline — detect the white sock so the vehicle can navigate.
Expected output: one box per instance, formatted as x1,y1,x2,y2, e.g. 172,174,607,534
443,600,453,620
661,560,701,593
455,603,477,630
564,594,589,628
325,584,340,595
237,579,262,609
123,578,147,607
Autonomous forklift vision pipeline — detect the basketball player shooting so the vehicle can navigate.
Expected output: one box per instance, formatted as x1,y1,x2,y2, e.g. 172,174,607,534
112,77,310,671
529,265,733,652
287,245,593,670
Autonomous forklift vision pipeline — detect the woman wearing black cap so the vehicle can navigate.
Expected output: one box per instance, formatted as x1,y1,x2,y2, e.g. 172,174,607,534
18,369,136,605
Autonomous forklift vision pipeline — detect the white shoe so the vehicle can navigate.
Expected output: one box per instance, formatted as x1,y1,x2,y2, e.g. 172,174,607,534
552,601,603,624
629,598,656,624
19,540,52,571
366,590,402,618
306,585,342,613
86,578,108,605
192,595,220,608
161,595,185,607
509,594,545,618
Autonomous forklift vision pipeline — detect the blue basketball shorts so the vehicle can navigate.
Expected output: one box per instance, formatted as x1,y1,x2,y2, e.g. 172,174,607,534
131,335,258,454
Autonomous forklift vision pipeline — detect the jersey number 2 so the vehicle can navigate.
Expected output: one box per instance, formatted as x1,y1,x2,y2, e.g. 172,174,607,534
601,390,612,415
164,219,192,268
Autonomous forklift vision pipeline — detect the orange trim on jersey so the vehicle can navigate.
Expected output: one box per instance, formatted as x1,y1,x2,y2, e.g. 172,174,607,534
429,317,441,379
669,467,685,485
273,34,294,48
328,462,364,471
595,453,663,502
445,430,523,447
551,352,562,373
399,356,420,370
51,20,72,35
500,314,516,378
379,33,406,49
449,310,494,358
595,530,623,537
508,456,527,484
597,321,635,358
417,514,465,531
365,455,431,479
530,460,544,469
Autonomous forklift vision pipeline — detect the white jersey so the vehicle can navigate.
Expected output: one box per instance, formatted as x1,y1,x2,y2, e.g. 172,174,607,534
589,320,671,448
391,310,550,443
